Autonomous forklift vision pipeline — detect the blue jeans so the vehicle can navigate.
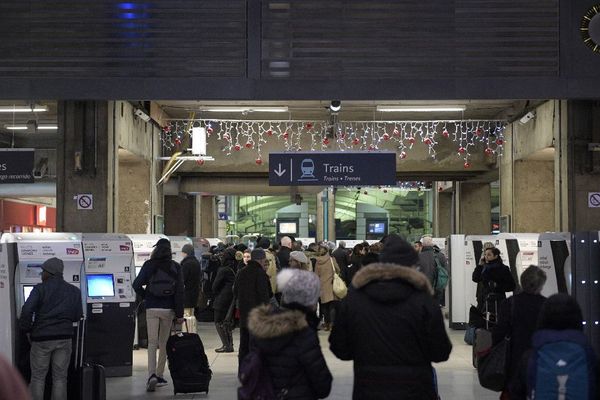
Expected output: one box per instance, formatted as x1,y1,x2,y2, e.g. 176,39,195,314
30,339,72,400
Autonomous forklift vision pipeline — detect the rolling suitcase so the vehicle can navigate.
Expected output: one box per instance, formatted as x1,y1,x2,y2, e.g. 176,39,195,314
166,321,212,395
472,295,498,369
70,319,107,400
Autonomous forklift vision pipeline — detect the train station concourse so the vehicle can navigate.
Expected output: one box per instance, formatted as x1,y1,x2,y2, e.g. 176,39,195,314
1,1,600,399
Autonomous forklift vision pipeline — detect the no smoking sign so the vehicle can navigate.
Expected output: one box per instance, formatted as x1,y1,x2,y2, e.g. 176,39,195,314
76,194,94,210
588,192,600,208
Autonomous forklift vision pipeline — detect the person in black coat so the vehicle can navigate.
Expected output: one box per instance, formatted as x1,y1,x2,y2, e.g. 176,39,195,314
246,269,332,399
330,235,452,400
342,243,367,287
492,265,547,399
472,247,516,313
234,249,272,367
332,241,350,271
181,244,201,322
212,247,236,353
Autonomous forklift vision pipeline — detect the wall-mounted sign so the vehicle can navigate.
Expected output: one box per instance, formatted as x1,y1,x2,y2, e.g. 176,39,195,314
269,152,397,186
77,194,94,210
0,148,34,183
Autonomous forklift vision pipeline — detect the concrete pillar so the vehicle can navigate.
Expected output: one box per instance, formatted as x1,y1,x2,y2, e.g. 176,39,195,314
328,189,335,241
198,196,218,238
457,182,491,235
316,190,325,242
434,189,453,237
512,160,555,232
566,101,600,231
56,101,115,232
164,195,195,236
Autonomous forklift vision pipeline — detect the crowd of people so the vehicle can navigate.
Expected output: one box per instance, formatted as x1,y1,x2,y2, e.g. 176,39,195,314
7,233,598,400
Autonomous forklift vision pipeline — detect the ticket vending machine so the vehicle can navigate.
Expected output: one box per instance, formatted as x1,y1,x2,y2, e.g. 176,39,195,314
82,233,135,377
126,234,168,349
168,236,193,264
0,243,15,363
0,232,84,372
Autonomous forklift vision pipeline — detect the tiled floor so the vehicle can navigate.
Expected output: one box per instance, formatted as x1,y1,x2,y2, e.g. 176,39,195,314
108,323,498,399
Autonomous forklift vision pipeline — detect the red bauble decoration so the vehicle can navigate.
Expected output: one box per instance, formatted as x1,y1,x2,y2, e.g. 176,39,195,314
223,133,230,140
393,128,400,136
475,128,483,136
207,126,213,134
424,137,432,145
245,142,253,149
266,129,273,136
196,159,204,166
255,158,263,165
234,144,241,151
305,123,313,130
464,161,472,169
368,144,375,151
407,137,415,145
163,126,171,133
282,131,289,140
496,138,504,146
323,138,330,145
383,133,390,141
399,151,407,159
174,137,182,145
458,147,466,154
352,138,360,145
484,147,494,156
442,129,450,138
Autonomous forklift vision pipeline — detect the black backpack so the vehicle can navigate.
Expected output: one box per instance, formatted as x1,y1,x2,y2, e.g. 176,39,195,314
147,262,179,297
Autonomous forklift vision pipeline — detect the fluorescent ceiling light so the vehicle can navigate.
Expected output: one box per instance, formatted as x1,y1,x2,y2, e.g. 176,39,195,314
38,125,58,130
4,125,28,130
4,124,57,131
376,105,466,112
0,105,48,113
202,106,289,113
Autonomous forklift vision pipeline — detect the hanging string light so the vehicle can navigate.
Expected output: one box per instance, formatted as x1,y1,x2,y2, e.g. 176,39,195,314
161,119,506,169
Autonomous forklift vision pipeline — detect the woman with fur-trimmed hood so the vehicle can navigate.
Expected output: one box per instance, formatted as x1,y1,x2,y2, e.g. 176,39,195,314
247,269,332,399
329,234,452,400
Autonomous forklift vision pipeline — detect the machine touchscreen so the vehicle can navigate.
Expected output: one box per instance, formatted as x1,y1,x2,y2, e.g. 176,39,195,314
87,274,115,297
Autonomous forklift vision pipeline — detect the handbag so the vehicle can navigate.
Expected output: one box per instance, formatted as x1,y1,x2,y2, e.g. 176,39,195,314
477,336,510,391
331,258,348,299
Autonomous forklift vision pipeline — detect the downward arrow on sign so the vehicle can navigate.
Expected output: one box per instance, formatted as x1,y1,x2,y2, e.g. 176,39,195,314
274,163,286,177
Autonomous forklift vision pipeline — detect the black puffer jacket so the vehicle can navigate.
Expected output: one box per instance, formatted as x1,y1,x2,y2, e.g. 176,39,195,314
472,259,516,306
181,254,202,308
248,305,332,399
329,263,452,400
212,264,235,311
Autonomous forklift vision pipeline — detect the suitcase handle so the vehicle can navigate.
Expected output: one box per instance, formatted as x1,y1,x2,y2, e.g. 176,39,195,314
172,318,189,335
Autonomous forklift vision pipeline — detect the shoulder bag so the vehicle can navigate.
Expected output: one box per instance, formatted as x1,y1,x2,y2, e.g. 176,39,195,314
331,258,348,299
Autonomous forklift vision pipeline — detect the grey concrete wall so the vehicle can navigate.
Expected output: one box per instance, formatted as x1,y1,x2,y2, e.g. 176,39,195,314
118,154,151,233
567,101,600,231
164,195,195,236
435,191,452,237
458,183,491,235
199,196,217,238
56,101,113,232
513,160,555,232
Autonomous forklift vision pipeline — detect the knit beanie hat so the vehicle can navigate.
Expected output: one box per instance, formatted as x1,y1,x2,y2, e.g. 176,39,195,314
289,251,309,264
379,234,419,266
276,269,320,307
258,237,271,250
42,257,64,276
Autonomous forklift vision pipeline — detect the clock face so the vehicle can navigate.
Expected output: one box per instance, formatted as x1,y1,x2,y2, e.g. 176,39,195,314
581,4,600,53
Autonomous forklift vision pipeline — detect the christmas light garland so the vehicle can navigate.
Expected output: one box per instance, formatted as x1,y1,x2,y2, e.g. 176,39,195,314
161,119,506,169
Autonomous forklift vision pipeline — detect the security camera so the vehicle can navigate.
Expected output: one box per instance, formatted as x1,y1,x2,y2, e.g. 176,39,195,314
134,108,151,122
519,111,535,124
329,100,341,113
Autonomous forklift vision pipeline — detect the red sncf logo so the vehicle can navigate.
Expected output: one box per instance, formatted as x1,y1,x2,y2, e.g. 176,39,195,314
120,245,130,251
66,248,79,255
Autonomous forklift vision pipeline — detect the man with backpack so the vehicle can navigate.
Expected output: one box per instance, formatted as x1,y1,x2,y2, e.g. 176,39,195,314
510,293,598,400
133,238,185,393
418,236,448,305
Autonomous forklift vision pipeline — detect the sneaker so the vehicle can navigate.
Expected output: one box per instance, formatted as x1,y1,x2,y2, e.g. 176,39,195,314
156,376,168,387
146,374,158,392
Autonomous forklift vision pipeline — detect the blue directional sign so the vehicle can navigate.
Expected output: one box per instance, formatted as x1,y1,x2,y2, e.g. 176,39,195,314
269,152,396,186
